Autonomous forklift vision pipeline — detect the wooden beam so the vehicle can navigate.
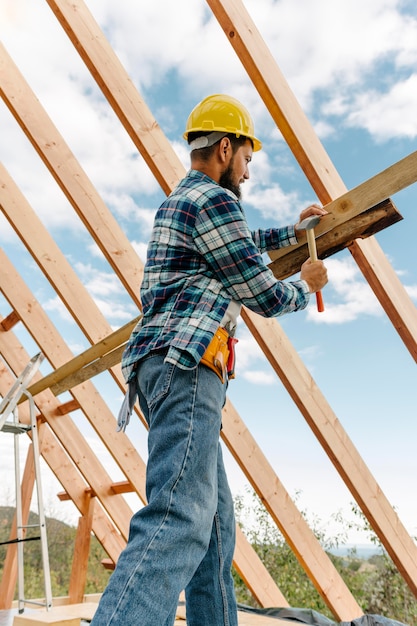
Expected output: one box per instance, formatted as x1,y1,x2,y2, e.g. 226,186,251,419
206,0,345,203
269,199,402,279
242,307,417,599
110,480,133,495
0,44,144,303
68,495,95,604
26,318,139,399
50,344,127,396
208,0,417,366
234,525,289,608
221,398,362,619
56,400,80,416
269,151,417,268
0,309,20,331
45,0,184,197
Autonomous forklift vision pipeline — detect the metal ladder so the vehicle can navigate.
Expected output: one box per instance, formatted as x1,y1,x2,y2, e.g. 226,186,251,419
0,353,53,613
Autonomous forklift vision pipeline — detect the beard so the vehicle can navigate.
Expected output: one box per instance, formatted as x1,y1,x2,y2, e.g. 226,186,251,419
219,160,241,200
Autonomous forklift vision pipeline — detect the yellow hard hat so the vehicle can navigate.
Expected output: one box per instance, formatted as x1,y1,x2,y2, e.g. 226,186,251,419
183,94,262,151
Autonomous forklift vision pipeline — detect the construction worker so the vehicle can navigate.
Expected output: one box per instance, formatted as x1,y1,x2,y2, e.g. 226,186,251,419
91,94,327,626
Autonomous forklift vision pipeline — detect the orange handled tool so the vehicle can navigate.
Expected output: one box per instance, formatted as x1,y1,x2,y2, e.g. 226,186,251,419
297,215,325,313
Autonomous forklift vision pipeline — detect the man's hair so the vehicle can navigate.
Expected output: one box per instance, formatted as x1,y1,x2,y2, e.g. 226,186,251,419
188,132,250,161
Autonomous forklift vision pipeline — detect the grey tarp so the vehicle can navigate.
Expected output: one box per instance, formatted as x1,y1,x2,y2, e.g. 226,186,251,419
237,605,408,626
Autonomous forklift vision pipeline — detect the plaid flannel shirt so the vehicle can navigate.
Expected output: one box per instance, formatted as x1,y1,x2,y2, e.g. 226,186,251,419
121,169,309,383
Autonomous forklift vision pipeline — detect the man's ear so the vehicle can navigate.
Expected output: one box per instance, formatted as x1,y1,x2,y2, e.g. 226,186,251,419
218,136,232,162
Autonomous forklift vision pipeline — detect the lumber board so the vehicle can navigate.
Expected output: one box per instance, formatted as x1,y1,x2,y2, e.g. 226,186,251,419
50,344,126,396
0,44,144,303
269,154,415,269
209,0,417,367
12,603,97,625
206,0,346,202
26,317,140,399
269,198,402,279
45,0,185,197
242,307,417,598
68,497,95,604
234,526,289,608
220,398,362,618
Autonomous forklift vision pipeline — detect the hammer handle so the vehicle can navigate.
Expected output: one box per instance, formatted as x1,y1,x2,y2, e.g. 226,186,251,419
306,229,325,313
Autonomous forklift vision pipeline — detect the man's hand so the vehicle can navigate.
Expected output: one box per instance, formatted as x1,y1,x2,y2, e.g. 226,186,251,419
295,203,327,232
300,258,328,294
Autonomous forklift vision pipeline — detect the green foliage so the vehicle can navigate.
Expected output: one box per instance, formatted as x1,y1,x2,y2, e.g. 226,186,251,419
233,489,417,624
0,506,111,600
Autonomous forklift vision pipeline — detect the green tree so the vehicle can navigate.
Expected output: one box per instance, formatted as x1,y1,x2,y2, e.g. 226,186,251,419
233,489,417,624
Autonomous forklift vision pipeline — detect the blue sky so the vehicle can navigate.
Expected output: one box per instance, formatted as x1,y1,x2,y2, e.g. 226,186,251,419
1,0,417,546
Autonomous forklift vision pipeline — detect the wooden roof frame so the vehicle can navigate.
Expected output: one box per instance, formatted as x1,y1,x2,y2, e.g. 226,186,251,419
1,0,417,620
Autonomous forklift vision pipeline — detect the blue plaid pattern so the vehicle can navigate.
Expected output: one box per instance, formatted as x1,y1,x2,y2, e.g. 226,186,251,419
121,169,309,382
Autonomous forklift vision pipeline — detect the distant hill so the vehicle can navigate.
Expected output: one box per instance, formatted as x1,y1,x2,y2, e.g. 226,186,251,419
329,544,383,559
0,506,111,600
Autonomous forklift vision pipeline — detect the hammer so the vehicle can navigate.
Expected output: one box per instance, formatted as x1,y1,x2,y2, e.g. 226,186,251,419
297,215,325,313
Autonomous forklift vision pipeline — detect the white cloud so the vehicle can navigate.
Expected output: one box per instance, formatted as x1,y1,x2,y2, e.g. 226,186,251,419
306,257,383,324
241,369,276,386
347,75,417,141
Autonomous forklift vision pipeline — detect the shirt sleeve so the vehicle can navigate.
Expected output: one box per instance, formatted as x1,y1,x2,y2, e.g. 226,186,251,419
251,225,298,253
193,192,310,318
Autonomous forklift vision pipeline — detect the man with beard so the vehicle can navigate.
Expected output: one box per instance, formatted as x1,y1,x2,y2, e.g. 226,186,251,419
91,94,328,626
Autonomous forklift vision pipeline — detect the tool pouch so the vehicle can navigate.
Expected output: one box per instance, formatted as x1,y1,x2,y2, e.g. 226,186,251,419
200,326,229,383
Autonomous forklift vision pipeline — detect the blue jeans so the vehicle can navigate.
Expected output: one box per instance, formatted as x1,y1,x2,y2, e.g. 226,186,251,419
91,352,238,626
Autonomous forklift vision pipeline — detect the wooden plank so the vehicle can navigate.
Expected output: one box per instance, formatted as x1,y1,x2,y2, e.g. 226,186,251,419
220,399,362,619
350,235,417,362
45,0,184,197
0,44,143,304
27,320,139,399
242,307,417,598
234,526,288,608
206,0,346,203
269,199,402,279
13,602,97,625
56,400,80,416
0,310,20,331
269,157,415,267
0,161,139,349
208,0,417,366
50,344,127,396
68,497,95,604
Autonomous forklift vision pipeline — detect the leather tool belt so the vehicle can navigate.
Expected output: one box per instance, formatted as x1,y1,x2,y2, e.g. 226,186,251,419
200,327,238,383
